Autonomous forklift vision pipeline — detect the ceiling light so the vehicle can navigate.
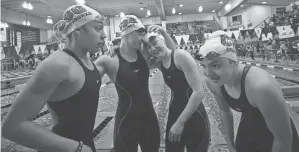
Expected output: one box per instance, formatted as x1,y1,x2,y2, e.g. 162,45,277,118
262,1,267,4
225,4,231,10
180,4,183,7
172,7,176,14
147,10,151,16
27,3,33,10
23,21,30,26
76,0,85,5
212,10,215,12
240,5,244,7
179,12,182,15
140,7,144,10
219,1,223,4
23,2,28,9
0,22,8,28
46,17,53,24
198,5,203,12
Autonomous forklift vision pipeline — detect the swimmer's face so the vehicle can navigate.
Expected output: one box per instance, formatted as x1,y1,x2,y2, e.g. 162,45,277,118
200,57,236,85
148,36,168,58
76,19,106,53
126,28,147,50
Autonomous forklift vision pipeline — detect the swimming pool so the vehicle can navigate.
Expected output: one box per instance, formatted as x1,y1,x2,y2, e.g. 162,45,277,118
1,67,299,152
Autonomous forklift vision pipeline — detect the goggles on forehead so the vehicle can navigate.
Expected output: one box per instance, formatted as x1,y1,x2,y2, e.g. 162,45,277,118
195,47,236,62
195,51,223,61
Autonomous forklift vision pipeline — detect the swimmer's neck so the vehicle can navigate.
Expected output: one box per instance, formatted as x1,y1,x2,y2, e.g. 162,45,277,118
225,65,241,88
64,44,90,61
119,42,139,55
159,48,172,62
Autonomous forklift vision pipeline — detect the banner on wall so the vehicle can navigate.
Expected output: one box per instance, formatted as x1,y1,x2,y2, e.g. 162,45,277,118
175,36,182,45
277,25,295,39
15,45,21,55
261,32,273,41
40,45,46,54
232,31,240,40
33,45,39,55
182,35,189,44
226,31,233,38
276,7,286,13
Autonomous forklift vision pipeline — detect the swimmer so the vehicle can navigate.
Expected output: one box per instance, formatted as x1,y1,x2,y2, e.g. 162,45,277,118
95,16,176,152
195,30,299,152
145,31,210,152
2,4,106,152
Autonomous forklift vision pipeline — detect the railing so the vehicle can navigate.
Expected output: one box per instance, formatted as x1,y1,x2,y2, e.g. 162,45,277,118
253,16,271,29
213,16,223,30
237,52,299,67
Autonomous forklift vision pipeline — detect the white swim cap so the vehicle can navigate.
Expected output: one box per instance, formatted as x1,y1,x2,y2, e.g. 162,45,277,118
197,30,237,61
53,4,105,41
119,15,145,36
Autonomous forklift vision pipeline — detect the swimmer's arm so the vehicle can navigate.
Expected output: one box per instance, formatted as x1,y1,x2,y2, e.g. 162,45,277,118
205,80,236,149
2,62,81,152
175,52,205,125
95,55,114,81
160,29,176,51
248,82,293,152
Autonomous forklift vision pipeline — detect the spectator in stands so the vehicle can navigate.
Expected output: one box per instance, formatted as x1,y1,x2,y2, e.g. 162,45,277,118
250,44,255,60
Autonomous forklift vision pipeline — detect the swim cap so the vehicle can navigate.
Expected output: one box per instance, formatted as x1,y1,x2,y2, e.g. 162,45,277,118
119,15,145,36
144,32,165,42
196,30,237,61
53,4,105,41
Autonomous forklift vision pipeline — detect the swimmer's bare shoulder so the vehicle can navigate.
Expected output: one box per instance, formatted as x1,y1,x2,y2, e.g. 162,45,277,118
244,65,293,150
244,66,284,106
2,51,84,152
3,51,70,122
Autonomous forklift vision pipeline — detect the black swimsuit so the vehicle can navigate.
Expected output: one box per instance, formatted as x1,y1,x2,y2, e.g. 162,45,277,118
47,49,102,152
221,65,299,152
161,50,210,152
113,48,160,152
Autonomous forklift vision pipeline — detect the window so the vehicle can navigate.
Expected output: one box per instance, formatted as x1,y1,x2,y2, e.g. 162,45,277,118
232,15,242,22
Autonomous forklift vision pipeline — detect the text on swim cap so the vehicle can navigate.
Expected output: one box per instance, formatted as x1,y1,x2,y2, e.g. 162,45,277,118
63,12,92,33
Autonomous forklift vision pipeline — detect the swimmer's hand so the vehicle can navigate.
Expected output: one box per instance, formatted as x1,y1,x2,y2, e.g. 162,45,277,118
147,25,165,33
168,122,184,143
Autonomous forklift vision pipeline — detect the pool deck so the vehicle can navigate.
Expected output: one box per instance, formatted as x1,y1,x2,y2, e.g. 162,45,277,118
1,65,299,152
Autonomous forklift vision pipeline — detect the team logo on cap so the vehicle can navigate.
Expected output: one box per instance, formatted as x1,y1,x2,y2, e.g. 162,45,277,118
119,16,139,32
63,5,88,21
220,35,233,46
